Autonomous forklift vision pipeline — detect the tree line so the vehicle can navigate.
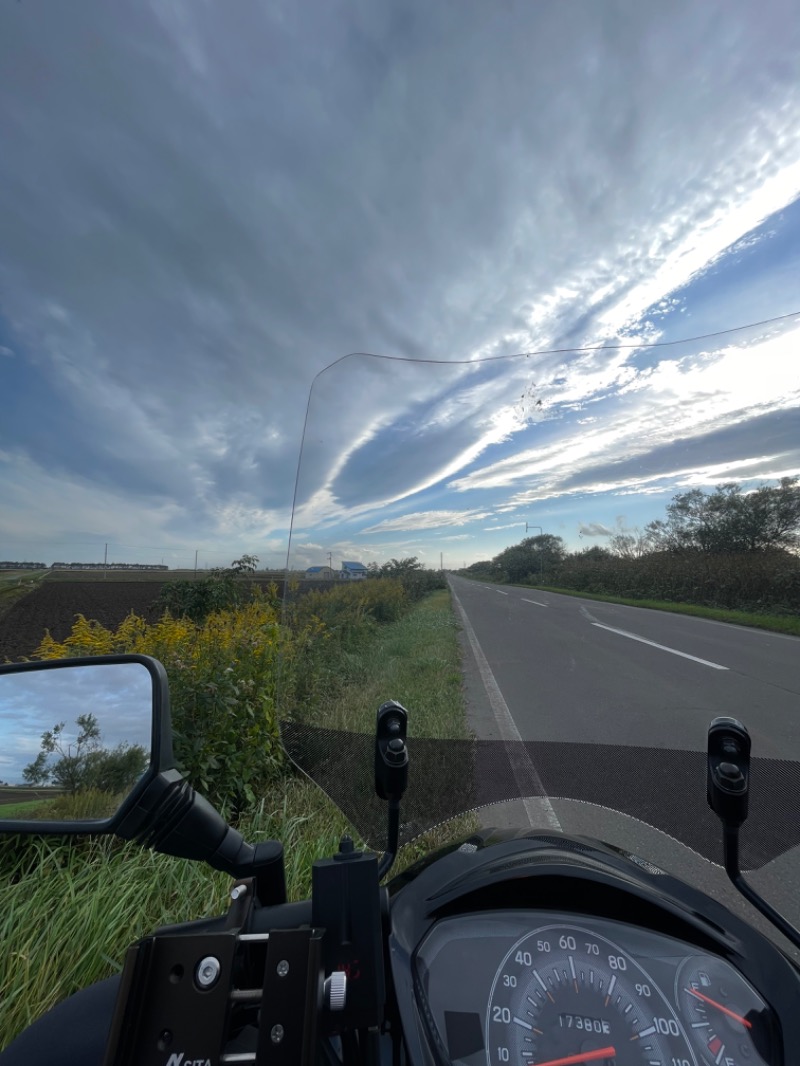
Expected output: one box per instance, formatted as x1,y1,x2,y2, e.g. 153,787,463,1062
461,479,800,613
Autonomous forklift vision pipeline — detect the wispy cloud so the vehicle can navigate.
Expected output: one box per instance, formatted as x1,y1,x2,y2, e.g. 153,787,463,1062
579,523,613,537
362,509,493,534
0,2,798,561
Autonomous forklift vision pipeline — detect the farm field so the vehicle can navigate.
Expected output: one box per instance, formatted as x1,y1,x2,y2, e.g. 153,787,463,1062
0,572,319,663
0,580,167,664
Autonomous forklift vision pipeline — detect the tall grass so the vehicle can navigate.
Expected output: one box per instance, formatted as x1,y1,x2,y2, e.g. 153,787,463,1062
0,777,352,1049
1,587,472,1050
298,590,468,738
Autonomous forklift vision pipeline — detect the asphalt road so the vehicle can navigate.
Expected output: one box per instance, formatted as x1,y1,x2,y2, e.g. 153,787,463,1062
447,575,800,957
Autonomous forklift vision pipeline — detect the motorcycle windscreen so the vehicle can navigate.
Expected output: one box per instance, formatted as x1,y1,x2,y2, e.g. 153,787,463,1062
276,329,800,922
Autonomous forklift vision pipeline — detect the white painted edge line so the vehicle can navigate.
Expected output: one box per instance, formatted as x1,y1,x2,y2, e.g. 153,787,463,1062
496,590,509,595
522,598,548,608
450,586,562,830
591,622,729,670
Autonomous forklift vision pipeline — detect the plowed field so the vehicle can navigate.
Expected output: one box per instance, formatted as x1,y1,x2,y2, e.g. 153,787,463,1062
0,581,166,663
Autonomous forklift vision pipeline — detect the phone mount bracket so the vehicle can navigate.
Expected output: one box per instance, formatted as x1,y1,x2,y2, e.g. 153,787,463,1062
104,878,325,1066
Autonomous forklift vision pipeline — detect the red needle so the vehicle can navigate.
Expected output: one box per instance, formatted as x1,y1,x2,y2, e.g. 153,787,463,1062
686,987,753,1029
532,1048,616,1066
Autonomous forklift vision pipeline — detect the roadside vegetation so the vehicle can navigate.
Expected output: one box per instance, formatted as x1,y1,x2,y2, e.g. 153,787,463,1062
461,480,800,633
0,569,49,623
0,560,464,1049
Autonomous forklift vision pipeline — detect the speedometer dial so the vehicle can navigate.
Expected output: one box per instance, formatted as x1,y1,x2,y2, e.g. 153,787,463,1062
486,924,697,1066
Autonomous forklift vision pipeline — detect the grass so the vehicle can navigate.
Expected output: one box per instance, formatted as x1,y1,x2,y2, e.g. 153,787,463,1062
0,587,474,1050
0,574,46,622
0,800,46,818
503,582,800,637
306,589,469,738
0,777,354,1049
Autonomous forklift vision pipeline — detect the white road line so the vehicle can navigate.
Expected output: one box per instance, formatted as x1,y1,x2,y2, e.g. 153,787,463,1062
522,598,548,607
450,584,561,830
591,623,729,670
496,590,508,595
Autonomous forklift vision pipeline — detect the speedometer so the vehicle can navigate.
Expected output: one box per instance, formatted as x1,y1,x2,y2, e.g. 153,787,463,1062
486,923,697,1066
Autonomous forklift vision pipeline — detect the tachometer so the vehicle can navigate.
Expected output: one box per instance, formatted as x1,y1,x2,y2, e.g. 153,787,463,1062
486,923,697,1066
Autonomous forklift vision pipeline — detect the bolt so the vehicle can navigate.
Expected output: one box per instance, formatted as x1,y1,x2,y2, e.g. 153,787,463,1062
195,956,221,989
230,884,248,901
271,1024,284,1044
277,959,290,977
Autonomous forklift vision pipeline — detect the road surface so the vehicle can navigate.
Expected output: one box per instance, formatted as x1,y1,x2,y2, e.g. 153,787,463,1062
447,575,800,956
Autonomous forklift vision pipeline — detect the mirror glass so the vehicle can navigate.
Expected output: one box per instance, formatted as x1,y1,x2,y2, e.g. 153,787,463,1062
0,662,153,823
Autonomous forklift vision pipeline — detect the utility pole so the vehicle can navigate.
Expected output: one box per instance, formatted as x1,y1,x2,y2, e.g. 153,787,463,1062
440,552,443,571
103,542,108,580
194,549,199,577
327,551,332,572
525,523,544,578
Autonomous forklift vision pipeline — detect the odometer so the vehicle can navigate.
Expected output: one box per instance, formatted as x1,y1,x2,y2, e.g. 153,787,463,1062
486,923,697,1066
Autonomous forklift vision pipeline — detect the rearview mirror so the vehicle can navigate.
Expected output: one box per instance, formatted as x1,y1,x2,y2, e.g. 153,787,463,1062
0,655,173,834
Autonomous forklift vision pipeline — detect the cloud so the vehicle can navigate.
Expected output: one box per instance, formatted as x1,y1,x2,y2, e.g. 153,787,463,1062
362,509,492,534
0,2,799,557
0,346,13,358
449,321,800,505
579,523,614,537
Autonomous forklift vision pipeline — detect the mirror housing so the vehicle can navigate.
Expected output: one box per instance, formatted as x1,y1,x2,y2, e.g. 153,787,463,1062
0,655,287,904
0,654,173,835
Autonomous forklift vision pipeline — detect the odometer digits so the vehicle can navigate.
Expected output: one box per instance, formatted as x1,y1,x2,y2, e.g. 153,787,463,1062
486,923,697,1066
559,1012,612,1035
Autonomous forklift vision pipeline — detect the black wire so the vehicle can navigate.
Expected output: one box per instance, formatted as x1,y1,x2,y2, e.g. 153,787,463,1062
311,308,800,371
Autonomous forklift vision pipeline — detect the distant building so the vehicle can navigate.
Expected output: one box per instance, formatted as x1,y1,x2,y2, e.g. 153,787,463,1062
305,565,335,580
340,561,368,580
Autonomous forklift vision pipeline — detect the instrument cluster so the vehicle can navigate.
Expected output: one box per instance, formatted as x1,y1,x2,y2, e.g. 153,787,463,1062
414,910,778,1066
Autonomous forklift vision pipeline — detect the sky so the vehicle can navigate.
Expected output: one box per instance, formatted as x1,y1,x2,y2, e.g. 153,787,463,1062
1,1,799,572
0,661,152,785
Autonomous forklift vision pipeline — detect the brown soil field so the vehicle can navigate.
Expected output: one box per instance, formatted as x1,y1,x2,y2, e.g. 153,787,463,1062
0,576,338,664
0,581,167,664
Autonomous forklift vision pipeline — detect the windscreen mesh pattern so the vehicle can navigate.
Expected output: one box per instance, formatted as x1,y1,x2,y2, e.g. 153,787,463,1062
279,722,800,870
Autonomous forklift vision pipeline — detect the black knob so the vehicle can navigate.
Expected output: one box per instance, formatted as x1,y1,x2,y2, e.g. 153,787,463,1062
386,738,406,765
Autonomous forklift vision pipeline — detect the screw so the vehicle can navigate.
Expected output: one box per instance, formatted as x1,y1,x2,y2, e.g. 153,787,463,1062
277,960,290,977
271,1024,284,1044
195,956,221,989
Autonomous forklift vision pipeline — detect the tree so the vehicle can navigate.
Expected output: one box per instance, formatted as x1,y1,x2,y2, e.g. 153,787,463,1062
157,555,261,621
493,535,566,583
380,557,424,576
608,527,651,559
22,714,148,795
577,545,613,561
645,479,800,554
465,559,496,574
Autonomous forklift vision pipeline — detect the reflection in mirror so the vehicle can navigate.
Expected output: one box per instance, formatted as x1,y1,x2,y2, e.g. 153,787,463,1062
0,663,153,823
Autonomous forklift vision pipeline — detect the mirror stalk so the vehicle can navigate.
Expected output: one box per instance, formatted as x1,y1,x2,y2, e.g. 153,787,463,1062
374,701,409,882
708,717,800,951
117,769,287,905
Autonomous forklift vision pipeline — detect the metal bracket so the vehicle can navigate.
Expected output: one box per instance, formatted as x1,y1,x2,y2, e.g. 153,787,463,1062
104,878,327,1066
256,928,324,1066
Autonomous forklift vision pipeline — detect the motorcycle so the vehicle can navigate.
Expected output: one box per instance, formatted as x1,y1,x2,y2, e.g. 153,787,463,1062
2,345,799,1066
